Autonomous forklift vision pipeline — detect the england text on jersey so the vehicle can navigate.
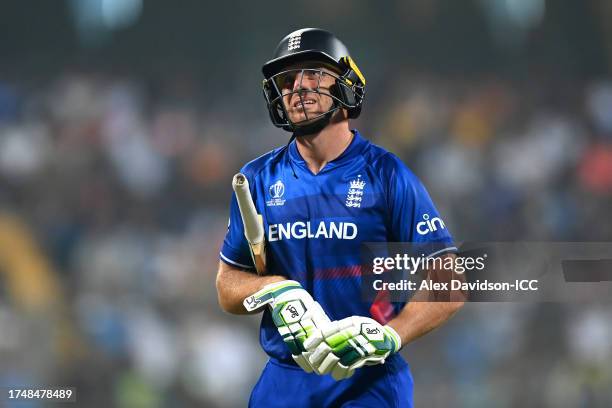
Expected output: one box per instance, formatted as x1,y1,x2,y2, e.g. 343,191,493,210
268,221,357,241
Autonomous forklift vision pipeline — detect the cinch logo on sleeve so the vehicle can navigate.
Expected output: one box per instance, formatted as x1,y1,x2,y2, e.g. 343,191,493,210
268,221,358,241
416,214,446,235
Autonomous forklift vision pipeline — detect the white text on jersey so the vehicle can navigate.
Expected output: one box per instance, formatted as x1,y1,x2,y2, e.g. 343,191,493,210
268,221,358,241
416,214,446,235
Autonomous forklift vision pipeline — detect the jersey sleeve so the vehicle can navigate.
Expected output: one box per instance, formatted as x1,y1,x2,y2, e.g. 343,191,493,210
383,153,457,258
219,187,256,271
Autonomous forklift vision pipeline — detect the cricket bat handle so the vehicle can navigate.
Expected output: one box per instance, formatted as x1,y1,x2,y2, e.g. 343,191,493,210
232,173,267,275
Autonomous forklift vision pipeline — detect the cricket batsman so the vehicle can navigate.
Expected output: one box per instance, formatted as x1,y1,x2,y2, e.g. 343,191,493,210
216,28,464,407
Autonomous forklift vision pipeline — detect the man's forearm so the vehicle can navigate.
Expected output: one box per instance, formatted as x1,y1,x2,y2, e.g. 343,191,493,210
386,300,463,346
387,254,465,345
215,260,286,314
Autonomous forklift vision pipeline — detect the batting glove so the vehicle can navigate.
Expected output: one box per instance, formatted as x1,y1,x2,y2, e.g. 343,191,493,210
303,316,402,380
243,280,331,373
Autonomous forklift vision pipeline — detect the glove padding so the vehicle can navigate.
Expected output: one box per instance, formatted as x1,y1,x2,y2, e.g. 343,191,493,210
243,280,331,372
303,316,402,380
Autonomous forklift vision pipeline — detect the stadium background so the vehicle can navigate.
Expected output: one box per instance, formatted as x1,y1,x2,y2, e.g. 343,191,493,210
0,0,611,406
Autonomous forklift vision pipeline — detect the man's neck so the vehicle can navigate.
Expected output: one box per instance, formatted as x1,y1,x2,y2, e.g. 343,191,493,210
295,119,353,175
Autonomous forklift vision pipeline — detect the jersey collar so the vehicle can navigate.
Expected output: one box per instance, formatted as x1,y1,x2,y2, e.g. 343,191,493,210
288,129,367,173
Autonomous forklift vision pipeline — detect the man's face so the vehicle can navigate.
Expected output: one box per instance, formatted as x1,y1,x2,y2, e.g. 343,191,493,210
275,65,338,124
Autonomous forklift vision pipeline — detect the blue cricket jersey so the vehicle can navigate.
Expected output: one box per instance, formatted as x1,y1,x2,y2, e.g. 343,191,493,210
220,130,455,364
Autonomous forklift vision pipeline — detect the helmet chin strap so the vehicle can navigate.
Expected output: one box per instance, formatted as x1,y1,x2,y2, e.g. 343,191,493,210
291,108,339,137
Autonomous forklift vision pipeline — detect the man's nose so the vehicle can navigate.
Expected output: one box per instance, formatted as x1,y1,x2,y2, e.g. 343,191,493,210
292,71,317,91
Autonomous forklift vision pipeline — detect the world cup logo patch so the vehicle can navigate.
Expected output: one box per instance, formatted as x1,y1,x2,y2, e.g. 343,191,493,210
266,180,286,207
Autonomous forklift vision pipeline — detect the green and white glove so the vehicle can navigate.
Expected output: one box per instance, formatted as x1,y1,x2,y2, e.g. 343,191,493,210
243,280,331,373
303,316,402,380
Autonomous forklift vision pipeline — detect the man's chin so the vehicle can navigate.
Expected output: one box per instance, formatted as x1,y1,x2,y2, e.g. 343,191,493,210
290,113,324,126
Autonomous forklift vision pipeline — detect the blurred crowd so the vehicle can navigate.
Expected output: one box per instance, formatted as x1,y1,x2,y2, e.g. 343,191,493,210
0,68,610,407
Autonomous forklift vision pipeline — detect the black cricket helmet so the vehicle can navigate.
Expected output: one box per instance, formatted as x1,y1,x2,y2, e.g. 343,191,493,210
262,28,366,133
